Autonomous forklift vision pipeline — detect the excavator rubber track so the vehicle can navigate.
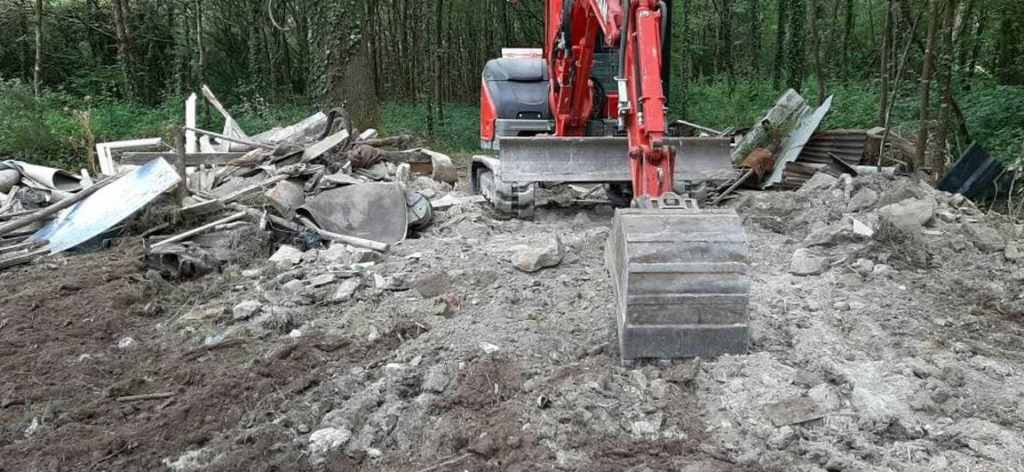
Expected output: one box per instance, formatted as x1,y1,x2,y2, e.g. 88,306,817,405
606,208,751,365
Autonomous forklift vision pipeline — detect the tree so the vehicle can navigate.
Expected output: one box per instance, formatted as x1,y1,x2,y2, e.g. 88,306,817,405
33,0,42,98
111,0,135,101
915,0,941,171
934,0,958,173
879,0,893,126
786,0,807,92
809,0,825,103
773,0,789,89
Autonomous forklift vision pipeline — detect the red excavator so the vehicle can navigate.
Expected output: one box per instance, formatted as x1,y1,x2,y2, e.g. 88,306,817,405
471,0,751,366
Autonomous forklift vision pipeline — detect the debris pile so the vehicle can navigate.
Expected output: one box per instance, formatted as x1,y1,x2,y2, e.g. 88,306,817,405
0,86,464,273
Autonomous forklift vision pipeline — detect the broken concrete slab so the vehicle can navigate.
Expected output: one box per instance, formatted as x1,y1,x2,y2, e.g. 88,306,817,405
878,198,936,233
790,248,829,276
846,188,880,213
232,300,263,321
270,245,304,267
764,397,825,427
333,278,361,302
511,236,565,273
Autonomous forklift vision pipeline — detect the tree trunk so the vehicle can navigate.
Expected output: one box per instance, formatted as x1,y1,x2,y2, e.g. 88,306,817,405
33,0,42,98
111,0,135,101
915,0,941,171
934,0,957,174
195,0,205,90
434,0,444,125
879,0,892,126
964,12,987,89
843,0,854,80
749,0,762,75
680,0,691,117
786,0,807,92
773,0,788,90
809,0,825,104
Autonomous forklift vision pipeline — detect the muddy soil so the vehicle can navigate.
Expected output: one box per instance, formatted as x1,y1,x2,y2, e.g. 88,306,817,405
1,172,1023,472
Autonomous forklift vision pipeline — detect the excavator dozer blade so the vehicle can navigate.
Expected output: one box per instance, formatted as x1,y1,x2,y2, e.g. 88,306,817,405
606,208,751,364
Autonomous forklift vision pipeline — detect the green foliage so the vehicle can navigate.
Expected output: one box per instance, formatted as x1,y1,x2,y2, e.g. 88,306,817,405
961,85,1024,159
380,101,480,152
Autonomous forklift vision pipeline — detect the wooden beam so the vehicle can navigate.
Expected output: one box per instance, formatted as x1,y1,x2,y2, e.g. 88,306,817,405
183,127,275,150
119,152,247,166
151,211,247,248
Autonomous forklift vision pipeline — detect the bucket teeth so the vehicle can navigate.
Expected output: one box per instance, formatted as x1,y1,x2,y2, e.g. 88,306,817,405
606,208,751,363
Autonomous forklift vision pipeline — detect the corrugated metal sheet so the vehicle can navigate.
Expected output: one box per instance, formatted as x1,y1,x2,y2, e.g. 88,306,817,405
798,130,867,167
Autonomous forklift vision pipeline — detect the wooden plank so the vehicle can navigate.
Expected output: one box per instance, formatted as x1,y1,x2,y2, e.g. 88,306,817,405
0,248,48,271
181,199,226,219
185,93,198,153
120,152,247,167
183,127,275,151
201,84,249,139
218,174,289,204
151,211,247,248
302,130,350,162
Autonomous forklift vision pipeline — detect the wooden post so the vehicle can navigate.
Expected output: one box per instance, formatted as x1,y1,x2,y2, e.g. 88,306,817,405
174,127,188,206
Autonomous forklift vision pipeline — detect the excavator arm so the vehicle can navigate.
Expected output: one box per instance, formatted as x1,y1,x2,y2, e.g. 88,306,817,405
547,0,674,200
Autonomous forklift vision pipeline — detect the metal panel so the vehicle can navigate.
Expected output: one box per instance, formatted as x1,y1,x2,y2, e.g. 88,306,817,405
499,136,732,183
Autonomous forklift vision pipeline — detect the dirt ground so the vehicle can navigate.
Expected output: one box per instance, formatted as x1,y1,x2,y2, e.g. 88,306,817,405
2,172,1024,472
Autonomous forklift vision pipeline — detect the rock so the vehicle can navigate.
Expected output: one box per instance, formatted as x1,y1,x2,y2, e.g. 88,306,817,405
241,268,262,278
852,258,875,277
281,279,305,295
649,379,671,399
424,297,459,317
763,397,825,426
384,363,411,375
573,212,592,226
805,216,873,246
852,218,874,238
479,342,501,354
935,209,958,224
276,272,298,285
333,279,361,302
790,249,830,276
949,193,966,207
878,198,936,232
269,245,304,267
1005,243,1022,262
321,244,355,265
308,427,352,458
833,301,851,311
846,188,879,213
255,309,295,333
413,272,453,298
873,264,894,277
963,223,1006,253
117,337,138,350
423,365,450,393
232,300,263,321
308,274,336,288
511,236,565,273
808,384,842,412
799,172,838,193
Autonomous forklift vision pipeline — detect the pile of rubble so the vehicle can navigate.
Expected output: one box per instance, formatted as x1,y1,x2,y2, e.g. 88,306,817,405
0,86,469,278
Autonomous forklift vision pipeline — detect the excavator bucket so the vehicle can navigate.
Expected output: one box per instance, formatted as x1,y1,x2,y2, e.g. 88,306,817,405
606,207,751,364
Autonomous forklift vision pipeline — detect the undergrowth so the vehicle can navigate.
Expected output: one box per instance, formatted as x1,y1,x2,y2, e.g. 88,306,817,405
1,77,1021,172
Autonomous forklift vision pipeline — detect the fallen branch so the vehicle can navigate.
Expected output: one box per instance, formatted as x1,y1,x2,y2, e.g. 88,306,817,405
116,392,176,403
0,176,117,239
